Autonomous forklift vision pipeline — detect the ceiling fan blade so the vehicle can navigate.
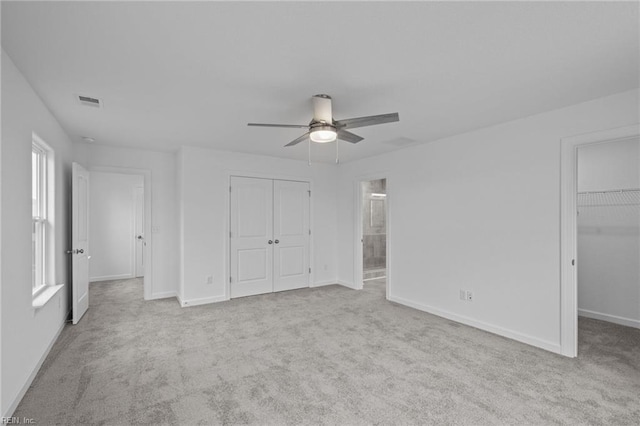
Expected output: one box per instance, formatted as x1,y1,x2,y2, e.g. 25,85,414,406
284,132,310,147
312,94,332,123
248,123,309,129
334,112,399,130
337,130,364,144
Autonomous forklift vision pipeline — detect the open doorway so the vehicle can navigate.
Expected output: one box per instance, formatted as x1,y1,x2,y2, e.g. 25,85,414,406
89,170,146,298
576,138,639,344
360,178,387,294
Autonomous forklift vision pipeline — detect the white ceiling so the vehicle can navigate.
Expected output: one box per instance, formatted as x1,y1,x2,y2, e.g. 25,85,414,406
2,1,638,163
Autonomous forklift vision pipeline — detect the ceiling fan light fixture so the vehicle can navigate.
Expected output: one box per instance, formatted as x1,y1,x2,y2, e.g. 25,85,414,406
309,126,337,143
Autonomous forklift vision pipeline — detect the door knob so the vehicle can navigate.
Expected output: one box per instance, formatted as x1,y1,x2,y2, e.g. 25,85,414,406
268,240,273,244
274,239,280,244
66,249,75,254
137,235,144,240
78,249,84,254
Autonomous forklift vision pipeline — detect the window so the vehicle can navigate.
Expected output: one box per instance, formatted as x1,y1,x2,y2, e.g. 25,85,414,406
32,135,53,295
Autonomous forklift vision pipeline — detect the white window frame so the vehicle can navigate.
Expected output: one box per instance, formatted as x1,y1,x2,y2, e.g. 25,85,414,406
32,133,54,297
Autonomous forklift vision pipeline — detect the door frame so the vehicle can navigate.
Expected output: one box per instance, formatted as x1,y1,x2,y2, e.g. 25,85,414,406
354,173,390,300
560,124,639,357
225,170,313,301
89,166,153,300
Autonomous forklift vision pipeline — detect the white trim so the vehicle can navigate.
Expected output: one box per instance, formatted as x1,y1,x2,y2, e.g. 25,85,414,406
89,166,153,300
310,280,336,288
579,309,640,329
149,291,177,300
179,294,228,307
32,284,64,310
89,273,133,283
389,295,562,355
337,280,359,290
31,132,56,294
224,169,314,183
3,320,66,418
363,275,386,282
560,124,639,358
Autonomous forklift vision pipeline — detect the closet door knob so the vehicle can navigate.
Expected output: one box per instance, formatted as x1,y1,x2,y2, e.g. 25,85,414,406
268,240,273,244
274,239,280,244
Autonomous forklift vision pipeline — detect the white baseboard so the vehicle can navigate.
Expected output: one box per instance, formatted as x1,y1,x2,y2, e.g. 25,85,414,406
310,280,337,288
149,291,177,300
337,280,360,290
579,309,640,329
388,294,563,355
90,273,133,282
179,294,228,307
4,320,66,417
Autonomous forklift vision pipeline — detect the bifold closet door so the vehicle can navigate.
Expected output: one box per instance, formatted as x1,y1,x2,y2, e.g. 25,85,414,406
273,180,310,292
230,177,274,298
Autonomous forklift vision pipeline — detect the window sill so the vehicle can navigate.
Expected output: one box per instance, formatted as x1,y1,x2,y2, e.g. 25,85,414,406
32,284,64,310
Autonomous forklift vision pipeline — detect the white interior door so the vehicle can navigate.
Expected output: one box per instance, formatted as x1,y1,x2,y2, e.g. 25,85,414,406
230,177,274,298
72,162,90,324
273,180,310,292
134,185,144,277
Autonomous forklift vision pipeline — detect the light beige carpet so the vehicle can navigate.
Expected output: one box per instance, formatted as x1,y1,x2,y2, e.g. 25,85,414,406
13,278,640,425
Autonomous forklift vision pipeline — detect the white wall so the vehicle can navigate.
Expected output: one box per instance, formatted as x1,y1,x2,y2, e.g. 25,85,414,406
73,143,177,299
89,172,143,282
577,138,639,328
336,89,639,354
1,50,73,416
178,146,338,306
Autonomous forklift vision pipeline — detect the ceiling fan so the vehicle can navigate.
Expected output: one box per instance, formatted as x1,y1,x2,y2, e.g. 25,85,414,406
248,94,400,150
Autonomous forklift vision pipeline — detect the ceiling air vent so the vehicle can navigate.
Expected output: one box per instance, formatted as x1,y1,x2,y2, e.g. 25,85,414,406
77,94,102,108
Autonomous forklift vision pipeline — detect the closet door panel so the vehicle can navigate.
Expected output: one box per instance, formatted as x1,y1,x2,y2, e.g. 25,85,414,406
273,180,310,292
230,177,273,298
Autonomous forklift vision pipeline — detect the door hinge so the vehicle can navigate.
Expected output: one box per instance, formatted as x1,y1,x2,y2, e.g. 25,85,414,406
229,186,232,193
229,276,232,283
308,229,311,235
229,231,232,238
308,190,311,197
572,259,575,266
309,267,311,274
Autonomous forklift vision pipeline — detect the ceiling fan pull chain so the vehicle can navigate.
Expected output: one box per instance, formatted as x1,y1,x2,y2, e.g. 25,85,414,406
308,137,311,166
336,139,340,164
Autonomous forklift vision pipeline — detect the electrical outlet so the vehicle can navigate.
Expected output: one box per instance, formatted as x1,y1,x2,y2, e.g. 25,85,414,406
206,275,214,285
460,290,466,300
466,291,473,302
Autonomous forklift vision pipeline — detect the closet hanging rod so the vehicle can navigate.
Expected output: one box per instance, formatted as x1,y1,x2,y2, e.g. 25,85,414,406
577,188,640,195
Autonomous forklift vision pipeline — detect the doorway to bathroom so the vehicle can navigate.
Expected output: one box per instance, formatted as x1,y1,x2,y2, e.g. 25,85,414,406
360,178,387,292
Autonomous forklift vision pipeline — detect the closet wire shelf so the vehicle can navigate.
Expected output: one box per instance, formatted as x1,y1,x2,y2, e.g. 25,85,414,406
577,188,640,208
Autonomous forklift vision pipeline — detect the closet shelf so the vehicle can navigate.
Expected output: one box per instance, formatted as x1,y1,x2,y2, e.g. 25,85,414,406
577,188,639,195
577,188,639,207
